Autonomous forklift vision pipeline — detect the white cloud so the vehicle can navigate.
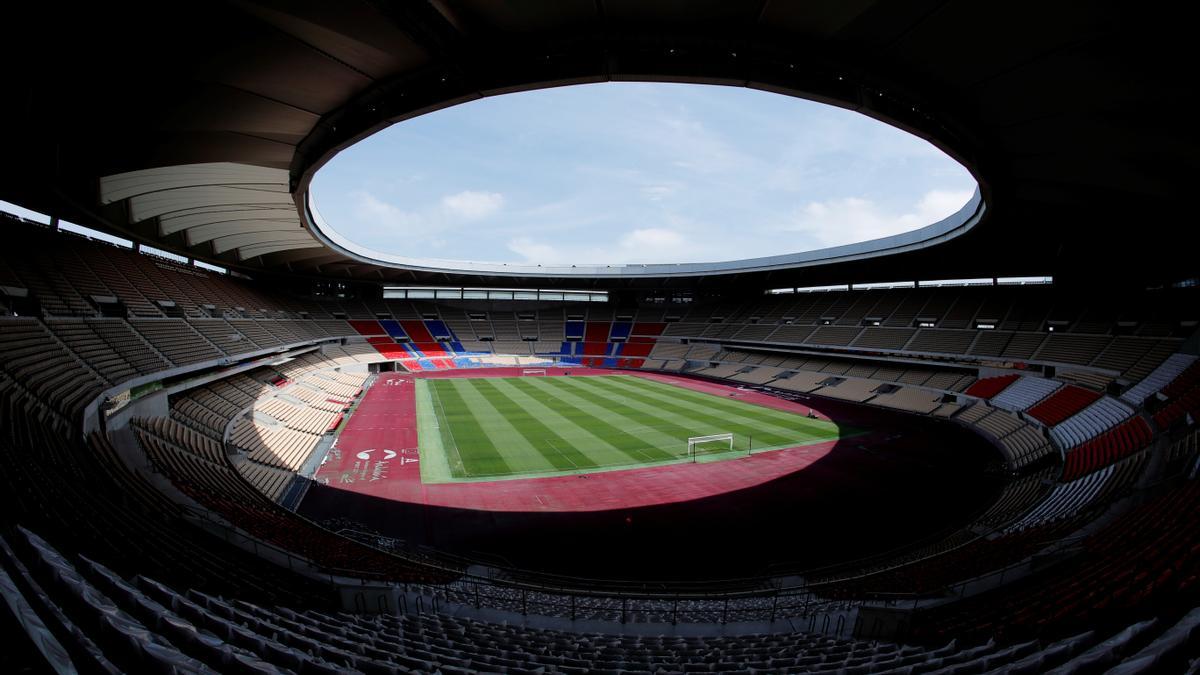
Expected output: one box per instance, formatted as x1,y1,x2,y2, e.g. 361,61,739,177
646,113,752,176
507,237,563,262
619,228,686,252
352,190,422,230
354,189,506,227
782,189,973,248
315,83,977,264
914,189,974,222
344,189,510,252
640,182,685,202
441,190,503,219
507,227,718,265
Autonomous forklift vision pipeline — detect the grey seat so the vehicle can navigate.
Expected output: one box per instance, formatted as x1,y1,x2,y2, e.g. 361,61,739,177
983,631,1097,675
1045,619,1160,675
1105,608,1200,674
140,639,213,674
231,651,293,674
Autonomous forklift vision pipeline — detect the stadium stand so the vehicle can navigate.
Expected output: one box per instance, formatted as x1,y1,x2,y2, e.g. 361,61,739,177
904,328,979,355
1165,430,1200,476
7,1,1200,670
950,403,1055,468
964,374,1020,399
1062,417,1154,481
9,523,1200,674
1003,462,1123,534
1049,397,1136,449
1,212,1199,670
988,376,1062,412
1053,368,1115,392
1156,386,1200,431
1121,353,1198,406
1151,359,1200,431
812,377,879,403
870,387,944,414
1026,385,1104,426
3,216,1190,378
0,316,107,423
911,473,1200,646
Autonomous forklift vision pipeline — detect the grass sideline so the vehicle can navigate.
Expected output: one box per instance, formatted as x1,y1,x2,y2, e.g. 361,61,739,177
416,374,844,483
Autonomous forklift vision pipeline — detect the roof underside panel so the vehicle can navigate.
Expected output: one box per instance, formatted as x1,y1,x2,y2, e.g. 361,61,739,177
99,163,318,263
0,0,1194,289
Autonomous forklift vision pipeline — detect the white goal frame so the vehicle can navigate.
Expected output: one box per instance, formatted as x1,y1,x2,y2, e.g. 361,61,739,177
521,368,548,376
687,433,734,460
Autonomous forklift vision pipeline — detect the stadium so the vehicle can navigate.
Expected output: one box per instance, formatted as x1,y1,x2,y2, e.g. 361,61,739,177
1,2,1198,673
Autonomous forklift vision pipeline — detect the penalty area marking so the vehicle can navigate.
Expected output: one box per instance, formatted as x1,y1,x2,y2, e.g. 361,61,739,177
429,382,465,473
414,379,457,483
543,438,581,470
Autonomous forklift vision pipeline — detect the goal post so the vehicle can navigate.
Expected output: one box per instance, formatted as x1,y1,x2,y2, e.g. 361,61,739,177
521,368,547,376
686,433,735,461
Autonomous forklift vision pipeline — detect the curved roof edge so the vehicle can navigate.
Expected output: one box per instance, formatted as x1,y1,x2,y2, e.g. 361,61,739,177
300,188,985,279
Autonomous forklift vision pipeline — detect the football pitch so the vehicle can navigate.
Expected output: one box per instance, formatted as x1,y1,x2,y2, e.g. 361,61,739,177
414,374,845,482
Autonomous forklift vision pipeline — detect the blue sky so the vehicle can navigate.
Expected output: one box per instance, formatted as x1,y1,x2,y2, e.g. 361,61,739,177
311,82,976,265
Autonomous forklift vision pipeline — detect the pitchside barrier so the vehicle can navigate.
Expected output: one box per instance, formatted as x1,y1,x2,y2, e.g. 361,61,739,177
521,369,547,376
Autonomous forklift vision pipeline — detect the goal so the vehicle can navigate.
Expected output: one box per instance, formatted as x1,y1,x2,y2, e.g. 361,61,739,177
686,433,735,461
521,369,547,376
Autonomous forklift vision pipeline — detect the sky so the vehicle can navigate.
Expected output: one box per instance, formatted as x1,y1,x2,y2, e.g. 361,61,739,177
310,82,976,266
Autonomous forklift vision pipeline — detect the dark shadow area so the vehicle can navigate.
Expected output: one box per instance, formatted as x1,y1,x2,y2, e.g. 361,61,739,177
299,397,1003,584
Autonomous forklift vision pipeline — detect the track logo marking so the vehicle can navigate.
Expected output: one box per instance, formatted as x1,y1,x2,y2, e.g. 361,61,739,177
356,449,398,460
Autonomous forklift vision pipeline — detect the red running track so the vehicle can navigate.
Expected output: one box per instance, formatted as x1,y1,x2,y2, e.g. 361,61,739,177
312,368,840,513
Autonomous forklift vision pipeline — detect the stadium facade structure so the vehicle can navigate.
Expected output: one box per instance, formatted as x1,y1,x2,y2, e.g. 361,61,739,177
2,2,1199,673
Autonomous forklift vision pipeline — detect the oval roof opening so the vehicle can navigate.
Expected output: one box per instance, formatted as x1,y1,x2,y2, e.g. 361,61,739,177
311,82,977,267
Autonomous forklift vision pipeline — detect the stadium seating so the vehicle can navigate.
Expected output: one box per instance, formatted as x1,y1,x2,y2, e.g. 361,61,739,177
965,374,1020,399
812,377,879,403
2,215,1191,386
1003,457,1137,533
4,524,1198,675
1049,397,1135,449
1122,353,1198,405
867,387,943,414
131,417,446,582
1155,384,1200,430
815,521,1085,600
1026,385,1104,426
692,349,977,404
1150,359,1200,430
4,214,1200,672
0,399,333,616
0,317,107,424
1062,417,1154,481
1034,333,1115,366
905,328,979,355
973,469,1057,528
989,376,1063,412
188,365,370,484
1055,368,1115,392
912,475,1200,645
954,403,1054,468
1165,430,1200,476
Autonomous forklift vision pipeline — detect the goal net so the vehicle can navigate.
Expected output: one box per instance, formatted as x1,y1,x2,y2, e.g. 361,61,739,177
521,369,547,376
687,433,735,460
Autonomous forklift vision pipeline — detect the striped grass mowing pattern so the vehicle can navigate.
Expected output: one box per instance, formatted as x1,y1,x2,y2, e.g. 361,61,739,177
418,375,843,482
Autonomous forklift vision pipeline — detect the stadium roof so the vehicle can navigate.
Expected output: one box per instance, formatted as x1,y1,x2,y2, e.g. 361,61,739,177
1,2,1195,290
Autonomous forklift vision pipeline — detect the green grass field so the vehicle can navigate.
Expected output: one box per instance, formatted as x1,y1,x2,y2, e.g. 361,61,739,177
414,374,844,483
